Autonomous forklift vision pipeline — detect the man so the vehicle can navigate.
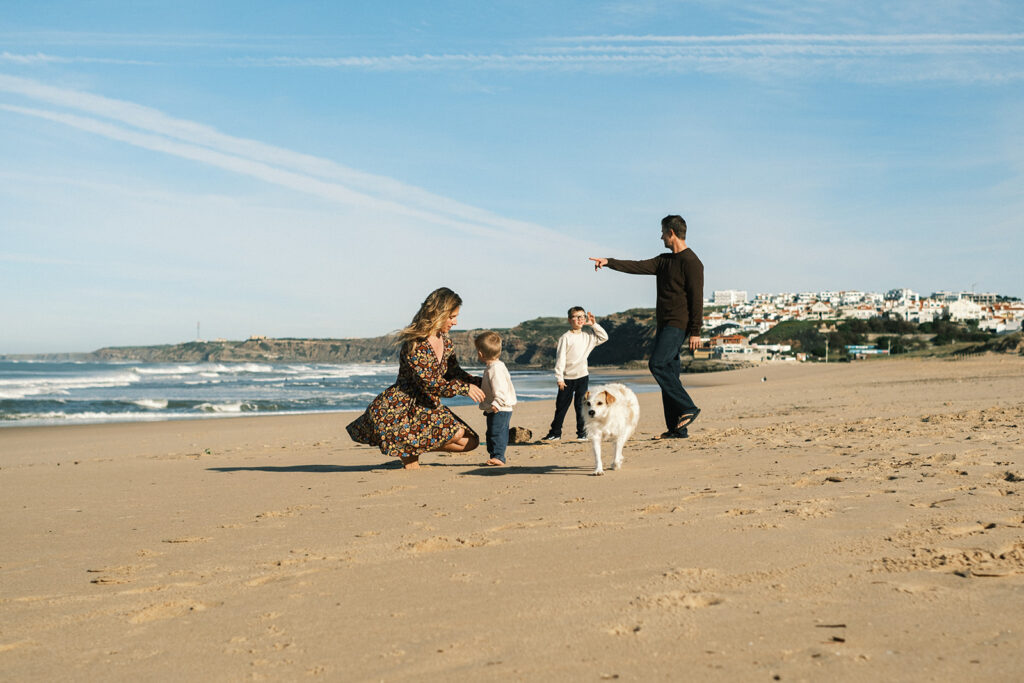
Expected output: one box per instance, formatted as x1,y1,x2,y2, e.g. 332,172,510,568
589,215,703,439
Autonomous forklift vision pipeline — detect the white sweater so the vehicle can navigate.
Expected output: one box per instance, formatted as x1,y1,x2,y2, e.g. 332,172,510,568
553,324,608,382
480,360,516,413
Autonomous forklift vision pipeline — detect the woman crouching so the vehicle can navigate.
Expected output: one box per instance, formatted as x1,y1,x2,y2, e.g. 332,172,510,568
346,287,485,469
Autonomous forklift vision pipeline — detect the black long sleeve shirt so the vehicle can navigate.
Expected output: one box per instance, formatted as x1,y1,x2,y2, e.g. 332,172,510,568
606,249,704,337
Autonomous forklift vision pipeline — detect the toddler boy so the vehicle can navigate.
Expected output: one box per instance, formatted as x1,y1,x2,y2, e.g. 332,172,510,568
475,331,517,466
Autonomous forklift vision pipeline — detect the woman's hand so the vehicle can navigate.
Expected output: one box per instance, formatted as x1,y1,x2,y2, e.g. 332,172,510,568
468,384,486,403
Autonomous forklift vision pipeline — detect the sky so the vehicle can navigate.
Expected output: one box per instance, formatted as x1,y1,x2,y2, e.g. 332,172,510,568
2,1,1022,353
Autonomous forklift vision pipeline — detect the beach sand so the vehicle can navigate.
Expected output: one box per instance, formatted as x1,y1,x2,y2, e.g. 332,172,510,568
2,356,1022,681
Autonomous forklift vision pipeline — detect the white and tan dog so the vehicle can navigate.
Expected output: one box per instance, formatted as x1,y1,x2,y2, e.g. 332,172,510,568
583,383,640,475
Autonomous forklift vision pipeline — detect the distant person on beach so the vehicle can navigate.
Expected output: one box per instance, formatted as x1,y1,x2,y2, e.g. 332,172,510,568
542,307,608,441
474,331,517,466
346,287,485,469
589,215,704,439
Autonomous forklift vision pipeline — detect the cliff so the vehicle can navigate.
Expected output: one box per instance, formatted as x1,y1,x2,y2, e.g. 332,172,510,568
72,308,664,367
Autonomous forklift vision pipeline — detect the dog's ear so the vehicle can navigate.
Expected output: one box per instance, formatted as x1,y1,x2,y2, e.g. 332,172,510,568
584,391,590,400
603,391,616,405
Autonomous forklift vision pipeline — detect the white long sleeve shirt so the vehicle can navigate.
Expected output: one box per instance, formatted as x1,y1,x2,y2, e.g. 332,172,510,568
480,360,516,413
553,324,608,383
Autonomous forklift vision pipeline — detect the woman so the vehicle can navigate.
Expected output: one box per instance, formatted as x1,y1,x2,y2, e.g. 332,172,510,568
346,287,486,469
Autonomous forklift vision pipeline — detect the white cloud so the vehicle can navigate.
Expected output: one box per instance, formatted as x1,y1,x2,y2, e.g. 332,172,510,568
231,33,1024,83
0,74,598,251
0,51,155,65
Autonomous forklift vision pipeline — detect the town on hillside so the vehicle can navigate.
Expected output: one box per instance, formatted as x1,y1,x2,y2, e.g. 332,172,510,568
703,288,1023,362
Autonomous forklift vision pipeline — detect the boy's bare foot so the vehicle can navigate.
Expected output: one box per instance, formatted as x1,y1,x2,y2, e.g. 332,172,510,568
400,455,420,469
485,458,506,466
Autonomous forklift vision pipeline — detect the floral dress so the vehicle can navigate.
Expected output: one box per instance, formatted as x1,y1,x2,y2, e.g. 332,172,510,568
346,335,482,461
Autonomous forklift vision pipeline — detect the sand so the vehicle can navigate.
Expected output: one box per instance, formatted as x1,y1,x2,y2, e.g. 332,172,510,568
1,356,1022,681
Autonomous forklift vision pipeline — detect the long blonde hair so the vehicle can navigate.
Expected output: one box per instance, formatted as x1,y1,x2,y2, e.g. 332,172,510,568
397,287,462,345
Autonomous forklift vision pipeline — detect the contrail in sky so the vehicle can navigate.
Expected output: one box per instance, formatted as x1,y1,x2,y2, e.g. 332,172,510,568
0,74,583,247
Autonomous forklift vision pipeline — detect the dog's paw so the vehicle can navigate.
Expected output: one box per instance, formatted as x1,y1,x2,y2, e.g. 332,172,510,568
591,469,604,476
611,461,623,470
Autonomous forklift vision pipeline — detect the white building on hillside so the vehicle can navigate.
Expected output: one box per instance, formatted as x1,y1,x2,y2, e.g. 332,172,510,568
840,305,880,320
886,288,920,304
947,297,983,321
808,301,834,318
891,304,935,324
714,290,748,306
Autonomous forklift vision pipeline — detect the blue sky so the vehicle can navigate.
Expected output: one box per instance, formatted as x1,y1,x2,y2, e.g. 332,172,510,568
2,1,1022,353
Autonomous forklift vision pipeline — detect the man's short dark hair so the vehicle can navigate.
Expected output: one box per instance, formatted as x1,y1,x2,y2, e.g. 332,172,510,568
661,215,687,240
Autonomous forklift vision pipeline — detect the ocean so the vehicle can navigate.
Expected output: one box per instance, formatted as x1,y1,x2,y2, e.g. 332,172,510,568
0,360,656,427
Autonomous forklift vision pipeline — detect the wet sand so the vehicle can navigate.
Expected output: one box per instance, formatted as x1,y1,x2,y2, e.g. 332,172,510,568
1,355,1022,681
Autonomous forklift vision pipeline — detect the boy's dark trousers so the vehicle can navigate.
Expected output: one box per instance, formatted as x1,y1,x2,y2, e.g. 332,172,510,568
486,410,512,463
548,375,589,438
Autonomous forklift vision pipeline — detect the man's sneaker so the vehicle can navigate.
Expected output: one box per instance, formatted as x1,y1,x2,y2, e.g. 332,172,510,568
576,436,588,441
541,434,561,441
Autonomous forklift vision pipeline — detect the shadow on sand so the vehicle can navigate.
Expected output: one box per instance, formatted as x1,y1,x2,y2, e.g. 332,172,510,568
459,464,591,476
207,463,396,474
207,462,591,475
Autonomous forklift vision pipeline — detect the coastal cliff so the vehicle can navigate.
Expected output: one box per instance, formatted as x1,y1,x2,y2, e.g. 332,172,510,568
78,308,663,367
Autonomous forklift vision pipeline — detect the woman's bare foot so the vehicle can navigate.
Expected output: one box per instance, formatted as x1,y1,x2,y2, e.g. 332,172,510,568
485,458,505,466
400,455,420,469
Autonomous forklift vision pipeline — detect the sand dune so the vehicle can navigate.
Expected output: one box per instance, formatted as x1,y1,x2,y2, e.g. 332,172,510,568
1,356,1022,680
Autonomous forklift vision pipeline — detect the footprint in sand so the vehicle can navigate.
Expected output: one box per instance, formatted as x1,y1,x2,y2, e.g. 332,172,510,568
255,505,320,519
244,568,322,587
87,564,142,585
128,599,218,623
636,503,682,515
876,540,1024,576
781,499,835,519
362,485,415,498
631,590,724,610
404,535,496,552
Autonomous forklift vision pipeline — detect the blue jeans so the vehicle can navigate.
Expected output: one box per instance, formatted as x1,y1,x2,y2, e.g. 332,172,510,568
549,375,589,438
648,325,699,431
486,410,512,462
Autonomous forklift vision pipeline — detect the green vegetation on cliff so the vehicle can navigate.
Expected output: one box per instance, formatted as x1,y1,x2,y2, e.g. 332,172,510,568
13,311,1020,366
82,308,662,367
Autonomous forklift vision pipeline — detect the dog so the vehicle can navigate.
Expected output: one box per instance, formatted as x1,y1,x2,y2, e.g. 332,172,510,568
583,383,640,475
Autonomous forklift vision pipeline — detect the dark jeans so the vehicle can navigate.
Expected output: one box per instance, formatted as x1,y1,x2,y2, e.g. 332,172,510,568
649,325,699,431
486,410,512,462
549,375,589,438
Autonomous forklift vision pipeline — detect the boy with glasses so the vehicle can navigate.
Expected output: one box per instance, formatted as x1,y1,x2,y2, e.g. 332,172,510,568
542,307,608,441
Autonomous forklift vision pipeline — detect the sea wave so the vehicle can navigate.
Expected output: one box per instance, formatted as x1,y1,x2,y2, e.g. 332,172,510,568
133,399,169,410
132,365,200,376
0,371,141,399
197,401,258,413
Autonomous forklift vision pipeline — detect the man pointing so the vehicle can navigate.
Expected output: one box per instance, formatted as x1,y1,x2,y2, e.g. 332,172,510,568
590,215,704,439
